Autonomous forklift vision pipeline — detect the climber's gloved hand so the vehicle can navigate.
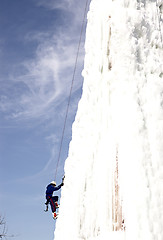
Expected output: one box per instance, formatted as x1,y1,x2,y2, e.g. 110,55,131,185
61,175,65,186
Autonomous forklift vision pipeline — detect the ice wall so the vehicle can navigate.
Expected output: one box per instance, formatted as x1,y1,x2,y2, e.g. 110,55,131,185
54,0,163,239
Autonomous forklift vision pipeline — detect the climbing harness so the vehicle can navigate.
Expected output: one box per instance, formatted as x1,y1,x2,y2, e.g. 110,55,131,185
54,0,90,180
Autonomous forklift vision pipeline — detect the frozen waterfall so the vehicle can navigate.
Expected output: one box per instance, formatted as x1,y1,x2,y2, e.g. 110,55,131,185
54,0,163,239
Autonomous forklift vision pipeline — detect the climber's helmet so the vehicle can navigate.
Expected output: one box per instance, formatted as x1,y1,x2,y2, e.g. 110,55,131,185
51,181,56,186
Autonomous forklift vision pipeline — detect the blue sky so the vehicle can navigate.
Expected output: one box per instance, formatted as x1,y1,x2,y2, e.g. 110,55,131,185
0,0,88,239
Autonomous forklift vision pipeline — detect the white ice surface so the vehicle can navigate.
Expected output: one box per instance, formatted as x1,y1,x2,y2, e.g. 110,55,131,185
54,0,163,239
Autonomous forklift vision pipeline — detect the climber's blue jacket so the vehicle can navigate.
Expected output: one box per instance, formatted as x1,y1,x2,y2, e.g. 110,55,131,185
46,183,62,198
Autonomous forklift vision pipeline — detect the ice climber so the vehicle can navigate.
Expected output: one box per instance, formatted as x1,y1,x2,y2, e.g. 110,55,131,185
45,178,64,219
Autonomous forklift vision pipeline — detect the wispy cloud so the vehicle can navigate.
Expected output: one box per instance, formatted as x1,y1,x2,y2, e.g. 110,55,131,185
0,0,86,122
36,0,72,10
16,35,83,120
0,0,87,181
35,0,87,26
36,0,79,12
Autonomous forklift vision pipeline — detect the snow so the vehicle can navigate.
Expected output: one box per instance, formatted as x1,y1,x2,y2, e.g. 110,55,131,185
54,0,163,239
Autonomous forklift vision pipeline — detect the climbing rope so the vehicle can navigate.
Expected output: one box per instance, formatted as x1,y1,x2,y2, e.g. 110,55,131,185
156,0,163,48
54,0,90,180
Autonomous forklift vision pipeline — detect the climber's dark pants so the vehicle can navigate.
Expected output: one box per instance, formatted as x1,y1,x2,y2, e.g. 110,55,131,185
46,196,58,213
